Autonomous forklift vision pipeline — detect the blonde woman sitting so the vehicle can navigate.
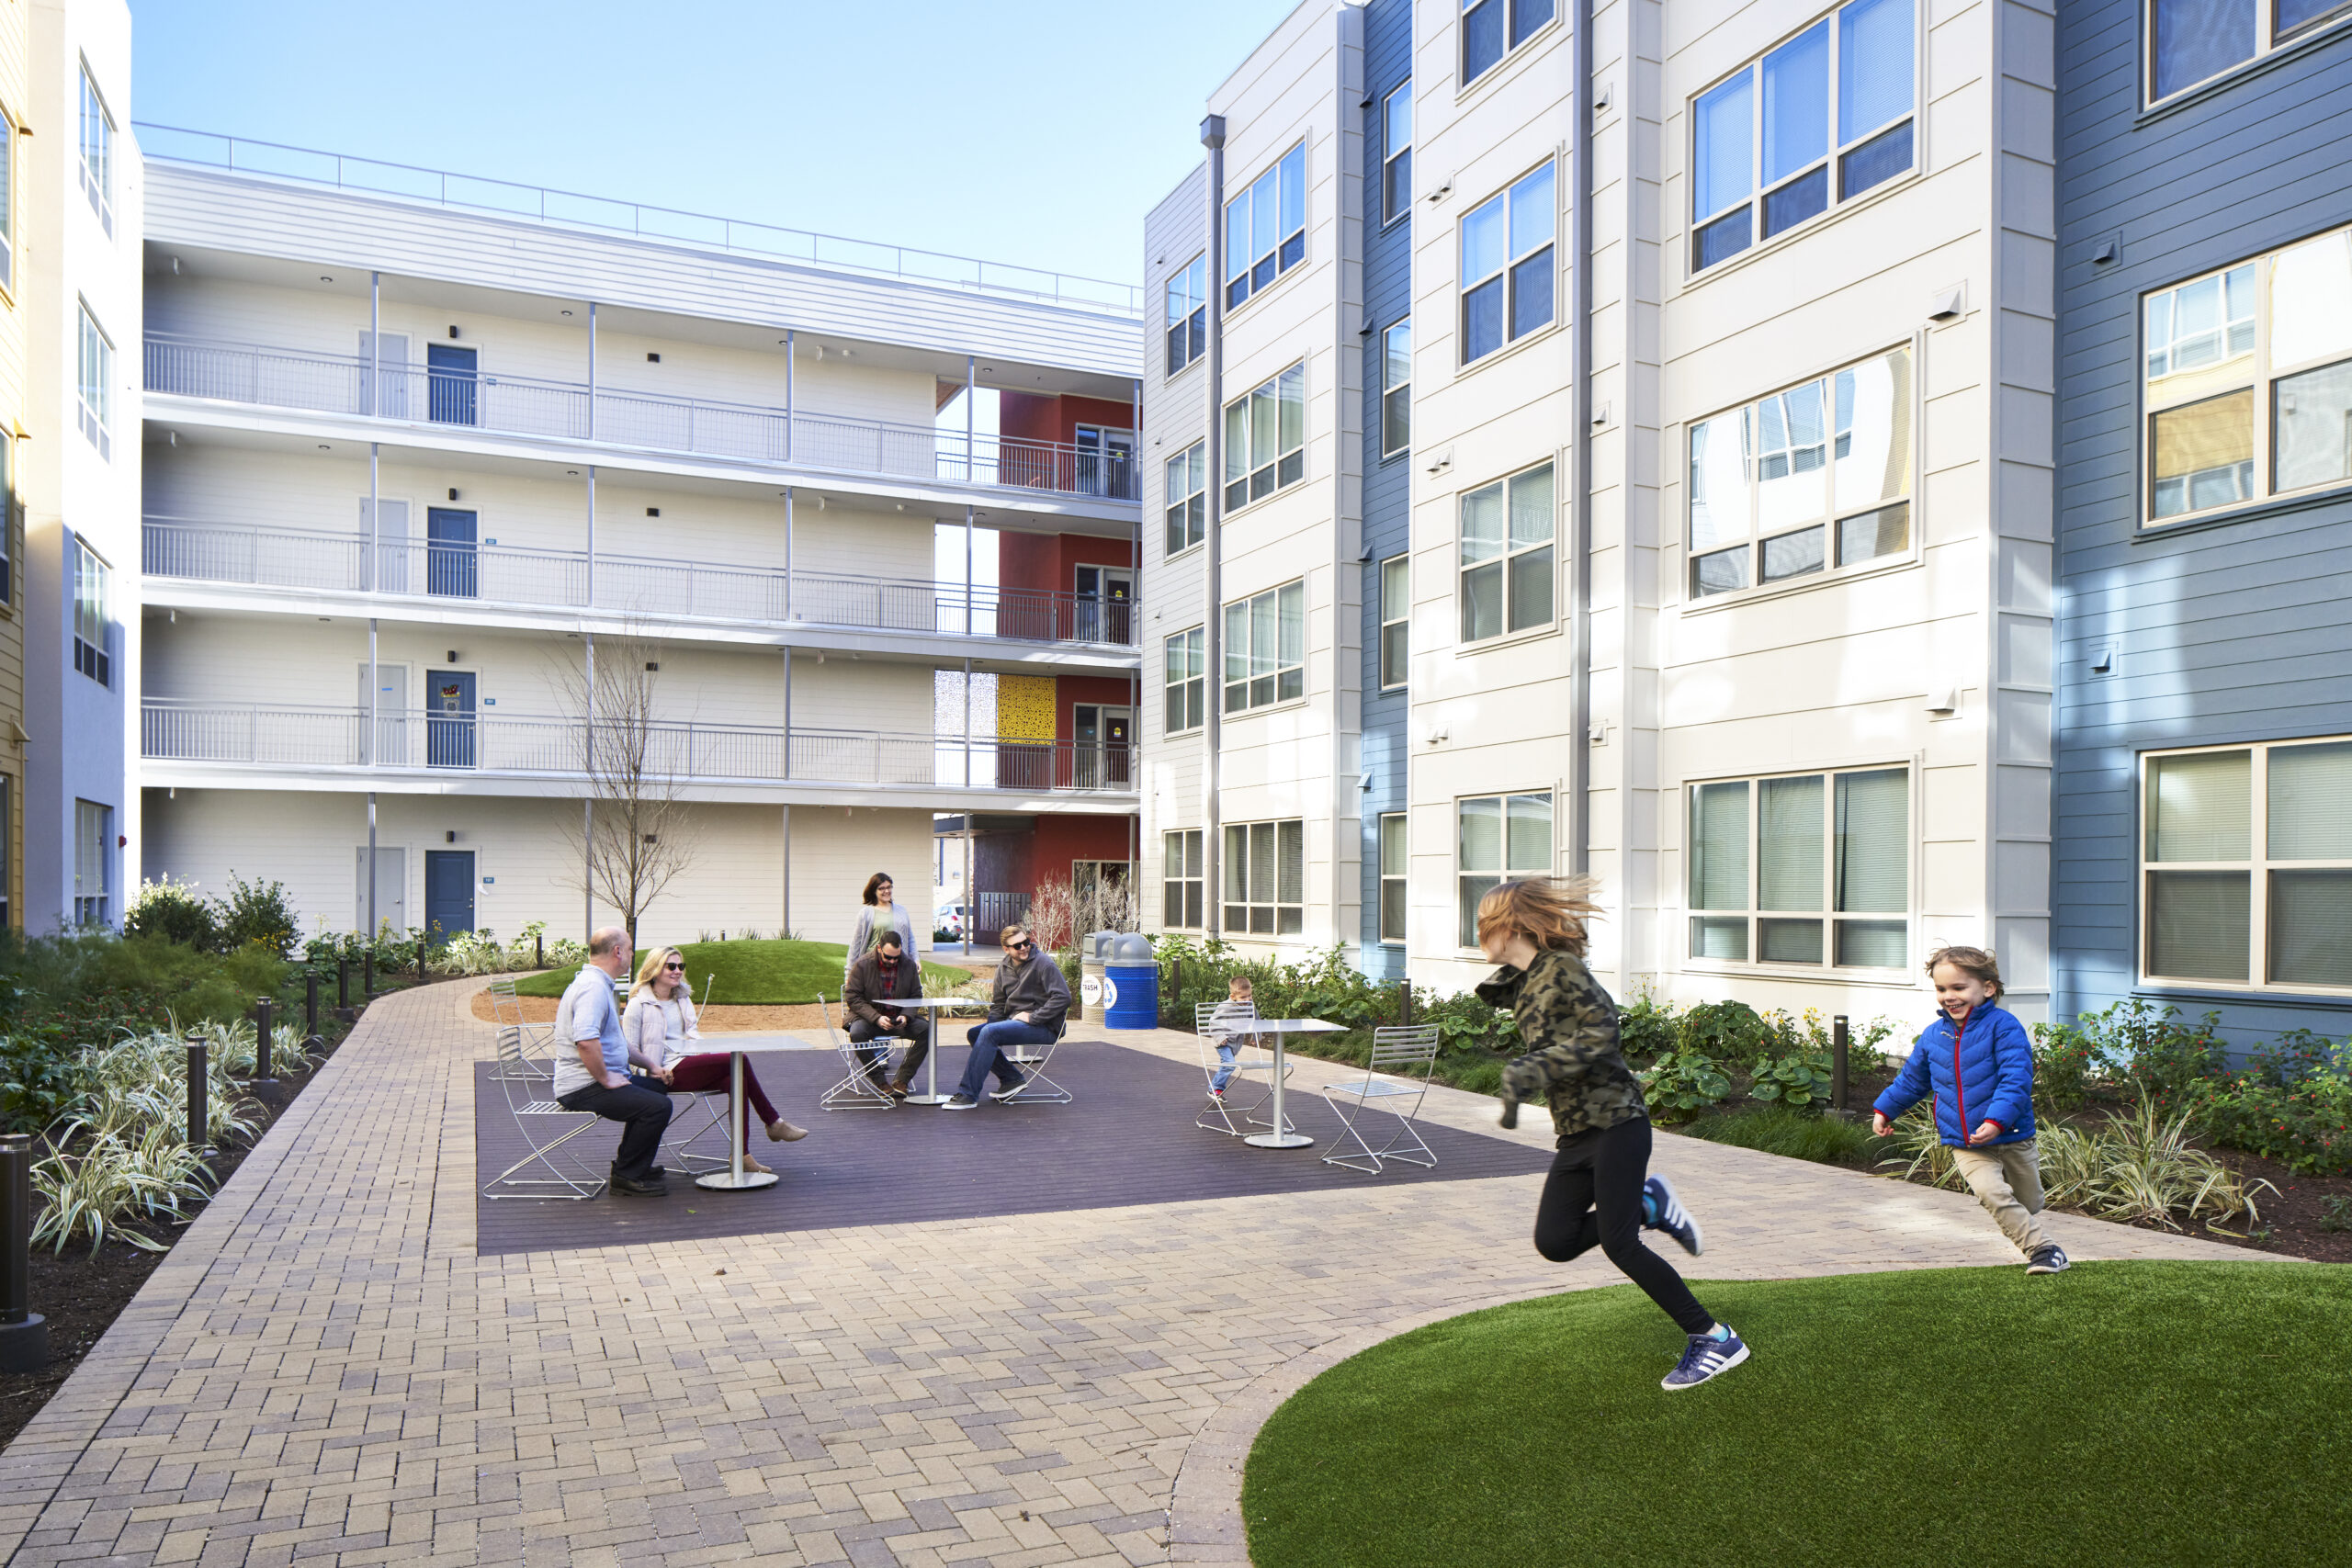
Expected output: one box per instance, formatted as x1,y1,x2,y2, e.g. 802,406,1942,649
622,946,808,1170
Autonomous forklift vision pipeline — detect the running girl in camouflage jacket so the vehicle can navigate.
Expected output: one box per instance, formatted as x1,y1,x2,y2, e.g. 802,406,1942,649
1475,879,1750,1391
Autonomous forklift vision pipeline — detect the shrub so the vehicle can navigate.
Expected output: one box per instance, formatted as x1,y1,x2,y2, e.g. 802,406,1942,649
2197,1032,2352,1177
1619,990,1679,1064
122,876,220,951
2036,1100,2275,1233
1640,1051,1734,1124
1680,1104,1889,1168
2030,1020,2109,1112
215,873,300,958
1678,999,1771,1064
1748,1042,1836,1110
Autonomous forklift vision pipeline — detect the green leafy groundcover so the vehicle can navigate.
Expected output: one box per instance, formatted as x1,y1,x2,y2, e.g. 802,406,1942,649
1242,1262,2349,1568
514,938,967,1005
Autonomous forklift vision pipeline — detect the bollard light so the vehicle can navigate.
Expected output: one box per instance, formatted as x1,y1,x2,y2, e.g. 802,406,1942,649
1832,1014,1850,1112
253,998,277,1086
337,957,350,1010
363,952,375,999
305,971,321,1037
0,1135,46,1372
185,1036,210,1152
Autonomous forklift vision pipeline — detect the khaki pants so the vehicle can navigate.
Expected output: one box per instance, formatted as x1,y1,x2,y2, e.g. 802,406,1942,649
1951,1139,2050,1256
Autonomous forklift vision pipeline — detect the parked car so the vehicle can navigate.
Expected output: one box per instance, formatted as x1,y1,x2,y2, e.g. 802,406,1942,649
934,903,967,940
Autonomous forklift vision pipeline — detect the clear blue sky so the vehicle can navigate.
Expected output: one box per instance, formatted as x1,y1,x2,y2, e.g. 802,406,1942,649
128,0,1301,289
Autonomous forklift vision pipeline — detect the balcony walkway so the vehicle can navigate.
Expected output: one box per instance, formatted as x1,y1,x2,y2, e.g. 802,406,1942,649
0,979,2264,1567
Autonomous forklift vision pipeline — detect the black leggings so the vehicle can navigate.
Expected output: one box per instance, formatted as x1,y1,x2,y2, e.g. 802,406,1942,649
1533,1116,1714,1337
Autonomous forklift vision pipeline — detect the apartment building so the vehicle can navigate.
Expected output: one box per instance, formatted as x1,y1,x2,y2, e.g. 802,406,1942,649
2052,0,2352,1039
1146,0,2061,1022
136,140,1142,950
0,0,23,932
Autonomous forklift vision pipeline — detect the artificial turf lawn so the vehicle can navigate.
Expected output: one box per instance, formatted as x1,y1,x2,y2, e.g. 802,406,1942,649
1241,1261,2349,1568
514,938,967,1003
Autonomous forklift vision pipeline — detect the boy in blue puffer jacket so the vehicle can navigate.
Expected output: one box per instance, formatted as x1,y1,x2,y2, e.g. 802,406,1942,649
1872,946,2068,1275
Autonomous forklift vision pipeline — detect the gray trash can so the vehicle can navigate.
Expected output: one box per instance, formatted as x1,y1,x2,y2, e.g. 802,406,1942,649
1076,931,1119,1020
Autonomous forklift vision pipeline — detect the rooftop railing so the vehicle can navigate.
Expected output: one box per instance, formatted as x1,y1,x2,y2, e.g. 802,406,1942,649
141,518,1139,648
137,123,1144,316
144,334,1140,503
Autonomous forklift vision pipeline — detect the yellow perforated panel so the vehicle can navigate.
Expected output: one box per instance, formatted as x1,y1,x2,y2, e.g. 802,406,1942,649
996,676,1057,740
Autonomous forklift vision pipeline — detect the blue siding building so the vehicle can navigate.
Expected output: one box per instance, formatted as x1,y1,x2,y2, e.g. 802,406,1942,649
2053,2,2352,1043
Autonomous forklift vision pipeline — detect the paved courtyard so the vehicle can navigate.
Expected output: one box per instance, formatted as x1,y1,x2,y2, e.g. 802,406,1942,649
0,980,2258,1567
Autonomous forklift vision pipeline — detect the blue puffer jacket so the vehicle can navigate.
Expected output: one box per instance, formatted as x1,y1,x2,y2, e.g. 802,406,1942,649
1873,1002,2036,1146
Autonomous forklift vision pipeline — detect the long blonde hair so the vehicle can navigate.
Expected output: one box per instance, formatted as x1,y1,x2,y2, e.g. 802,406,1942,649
1476,877,1601,955
630,946,692,1001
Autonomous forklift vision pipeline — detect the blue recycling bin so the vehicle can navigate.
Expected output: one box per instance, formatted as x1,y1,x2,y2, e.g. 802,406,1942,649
1103,934,1160,1030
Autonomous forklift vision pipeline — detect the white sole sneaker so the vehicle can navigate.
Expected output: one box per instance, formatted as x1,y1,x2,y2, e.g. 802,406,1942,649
1661,1332,1749,1392
1647,1173,1704,1257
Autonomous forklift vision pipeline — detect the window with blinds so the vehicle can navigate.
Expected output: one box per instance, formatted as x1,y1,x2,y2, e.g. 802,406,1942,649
1458,793,1553,947
1688,767,1908,968
1163,829,1204,930
1224,818,1304,934
2142,739,2352,991
1379,813,1408,943
1222,581,1305,713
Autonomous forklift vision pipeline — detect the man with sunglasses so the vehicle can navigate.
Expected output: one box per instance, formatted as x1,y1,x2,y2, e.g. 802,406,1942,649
941,923,1068,1110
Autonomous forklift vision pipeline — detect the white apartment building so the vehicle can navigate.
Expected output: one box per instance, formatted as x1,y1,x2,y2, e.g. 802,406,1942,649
1145,0,2056,1022
136,141,1143,951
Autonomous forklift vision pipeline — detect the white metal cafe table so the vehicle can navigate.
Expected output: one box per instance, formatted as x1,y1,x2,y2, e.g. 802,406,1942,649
878,997,989,1106
1243,1018,1348,1149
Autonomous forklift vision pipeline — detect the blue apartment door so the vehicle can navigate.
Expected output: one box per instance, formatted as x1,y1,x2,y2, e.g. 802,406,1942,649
424,851,475,942
426,669,476,768
426,344,478,425
426,508,479,598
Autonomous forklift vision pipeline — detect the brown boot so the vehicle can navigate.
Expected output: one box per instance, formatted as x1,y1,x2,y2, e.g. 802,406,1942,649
885,1077,911,1100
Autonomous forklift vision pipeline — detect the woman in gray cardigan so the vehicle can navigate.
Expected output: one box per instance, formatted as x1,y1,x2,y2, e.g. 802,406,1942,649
845,871,920,983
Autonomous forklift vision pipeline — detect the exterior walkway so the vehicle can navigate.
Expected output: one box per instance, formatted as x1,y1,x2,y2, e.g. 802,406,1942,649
0,980,2258,1568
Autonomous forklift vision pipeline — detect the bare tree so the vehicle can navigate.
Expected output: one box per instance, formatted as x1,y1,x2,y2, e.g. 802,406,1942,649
557,631,698,945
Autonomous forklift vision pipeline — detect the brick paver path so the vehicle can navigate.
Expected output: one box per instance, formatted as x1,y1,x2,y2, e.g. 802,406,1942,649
0,981,2262,1567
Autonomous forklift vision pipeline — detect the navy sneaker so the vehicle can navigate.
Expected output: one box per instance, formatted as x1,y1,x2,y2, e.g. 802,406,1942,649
1644,1174,1703,1257
1662,1325,1748,1391
940,1094,981,1111
2027,1245,2070,1275
989,1074,1031,1102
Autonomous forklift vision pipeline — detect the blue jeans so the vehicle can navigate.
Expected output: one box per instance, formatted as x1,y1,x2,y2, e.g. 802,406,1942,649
1210,1041,1239,1091
959,1020,1054,1100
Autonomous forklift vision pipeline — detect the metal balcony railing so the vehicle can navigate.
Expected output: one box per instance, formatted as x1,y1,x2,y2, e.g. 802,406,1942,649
140,701,1136,794
141,518,1139,647
143,334,1141,502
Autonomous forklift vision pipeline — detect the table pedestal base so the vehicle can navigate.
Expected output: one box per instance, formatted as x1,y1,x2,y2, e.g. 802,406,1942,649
694,1169,779,1190
905,1093,956,1107
1242,1132,1316,1149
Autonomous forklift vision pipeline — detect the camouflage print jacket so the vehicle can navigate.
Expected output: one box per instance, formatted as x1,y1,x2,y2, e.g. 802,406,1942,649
1476,948,1647,1142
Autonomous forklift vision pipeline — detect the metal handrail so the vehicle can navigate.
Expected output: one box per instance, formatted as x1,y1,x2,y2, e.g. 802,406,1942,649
141,333,1141,502
136,122,1144,316
139,517,1141,646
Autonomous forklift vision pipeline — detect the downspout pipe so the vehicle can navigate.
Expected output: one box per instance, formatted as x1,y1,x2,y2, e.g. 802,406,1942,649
1568,0,1595,879
1201,114,1228,936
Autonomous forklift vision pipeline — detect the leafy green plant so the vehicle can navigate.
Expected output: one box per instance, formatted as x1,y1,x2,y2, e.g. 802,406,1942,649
1679,1104,1890,1168
215,873,300,958
1677,999,1771,1064
2319,1196,2352,1234
122,876,221,950
1748,1043,1836,1110
2030,1020,2110,1112
2036,1100,2275,1233
1618,990,1679,1064
2197,1044,2352,1177
1639,1051,1734,1124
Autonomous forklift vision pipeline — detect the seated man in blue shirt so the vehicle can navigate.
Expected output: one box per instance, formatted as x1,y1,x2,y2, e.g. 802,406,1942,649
552,927,673,1194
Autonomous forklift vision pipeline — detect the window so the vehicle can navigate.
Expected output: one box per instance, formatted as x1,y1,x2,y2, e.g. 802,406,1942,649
1223,362,1306,510
1383,82,1412,222
1379,555,1410,688
1461,163,1556,363
0,437,11,605
0,776,9,929
1165,441,1206,555
1381,320,1412,456
2149,0,2352,103
1223,581,1305,712
2143,226,2352,525
1458,793,1552,946
1224,818,1305,934
1166,254,1207,375
1689,345,1914,597
1460,460,1555,642
0,102,14,292
1463,0,1556,84
74,800,110,927
1163,829,1204,930
1225,142,1306,310
78,65,112,235
1164,626,1205,734
2141,739,2352,991
73,540,109,686
78,306,112,459
1691,0,1915,274
1379,813,1408,943
1688,768,1909,968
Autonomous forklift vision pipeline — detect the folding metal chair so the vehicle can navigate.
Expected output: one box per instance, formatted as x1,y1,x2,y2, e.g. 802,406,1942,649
481,1026,609,1200
1318,1025,1442,1174
817,995,899,1110
486,976,556,1081
657,975,732,1169
996,1016,1071,1105
1193,1001,1290,1135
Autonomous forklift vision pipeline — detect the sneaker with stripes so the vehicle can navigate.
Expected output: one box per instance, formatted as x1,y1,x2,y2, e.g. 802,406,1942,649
1662,1325,1749,1391
1643,1174,1703,1257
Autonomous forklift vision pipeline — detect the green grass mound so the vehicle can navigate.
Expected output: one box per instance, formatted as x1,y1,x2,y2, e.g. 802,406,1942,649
1677,1103,1892,1168
1243,1262,2349,1568
514,937,968,1004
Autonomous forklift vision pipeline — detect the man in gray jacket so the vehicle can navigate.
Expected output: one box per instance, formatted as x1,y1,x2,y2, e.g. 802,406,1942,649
941,923,1068,1110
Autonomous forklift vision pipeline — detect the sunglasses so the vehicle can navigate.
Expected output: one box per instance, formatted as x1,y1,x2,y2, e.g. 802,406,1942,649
662,962,684,971
1008,940,1035,952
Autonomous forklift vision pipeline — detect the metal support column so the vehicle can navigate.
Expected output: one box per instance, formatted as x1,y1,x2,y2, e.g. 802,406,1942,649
962,656,973,788
783,488,795,621
369,272,380,418
587,301,598,440
585,466,597,610
785,330,796,462
1200,115,1229,936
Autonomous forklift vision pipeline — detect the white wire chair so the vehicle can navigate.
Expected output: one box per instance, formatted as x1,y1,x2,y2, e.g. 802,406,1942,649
817,995,899,1111
994,1016,1071,1105
1193,1001,1290,1136
485,976,556,1080
1318,1025,1442,1174
654,979,734,1172
480,1025,608,1201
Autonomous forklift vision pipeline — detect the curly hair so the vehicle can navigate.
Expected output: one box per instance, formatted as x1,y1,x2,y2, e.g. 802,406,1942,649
1926,944,2003,998
1476,877,1602,955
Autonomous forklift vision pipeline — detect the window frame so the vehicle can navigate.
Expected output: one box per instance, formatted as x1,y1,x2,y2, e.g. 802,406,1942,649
2144,0,2352,107
74,798,110,927
0,98,16,296
1224,817,1306,936
78,63,112,237
1457,458,1558,646
1164,439,1206,557
1688,0,1919,277
1381,319,1412,458
1683,764,1914,975
1163,829,1205,931
77,303,113,460
2137,737,2352,996
1461,0,1560,90
1378,555,1410,691
0,435,12,607
73,538,109,687
1382,81,1412,225
1378,811,1408,944
1224,141,1307,312
1459,160,1558,366
1456,791,1554,949
1165,253,1208,377
1222,580,1306,715
1221,362,1307,513
1163,626,1206,736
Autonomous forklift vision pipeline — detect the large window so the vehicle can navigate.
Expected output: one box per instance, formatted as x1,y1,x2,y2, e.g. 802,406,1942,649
1166,254,1207,375
2143,225,2352,525
1383,81,1412,223
1689,345,1914,597
1225,818,1305,934
2142,739,2352,991
1382,320,1411,456
0,776,10,929
78,65,111,235
1460,460,1555,642
1458,793,1553,946
74,540,108,686
1226,142,1306,310
1688,768,1909,968
1379,813,1408,943
74,799,110,927
1379,555,1409,689
2149,0,2352,104
78,305,112,459
1165,440,1206,556
1463,0,1557,85
1223,362,1306,510
0,101,15,293
1223,581,1305,713
1164,627,1205,735
1461,162,1555,363
1164,829,1204,930
1690,0,1915,274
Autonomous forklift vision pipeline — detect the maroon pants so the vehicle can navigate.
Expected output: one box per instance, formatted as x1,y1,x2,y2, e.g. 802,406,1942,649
665,1053,782,1141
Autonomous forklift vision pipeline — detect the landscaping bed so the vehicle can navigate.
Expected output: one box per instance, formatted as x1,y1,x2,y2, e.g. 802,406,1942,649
515,936,971,1004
